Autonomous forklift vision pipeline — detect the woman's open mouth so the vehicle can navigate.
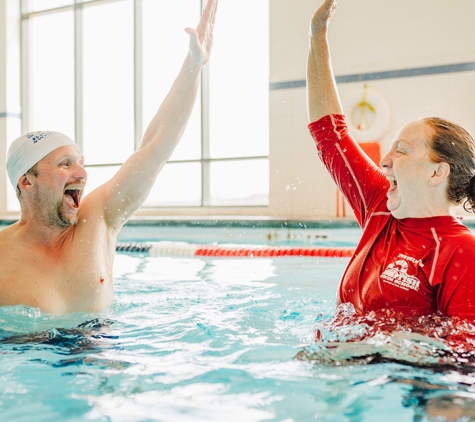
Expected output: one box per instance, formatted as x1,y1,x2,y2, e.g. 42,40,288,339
387,176,397,194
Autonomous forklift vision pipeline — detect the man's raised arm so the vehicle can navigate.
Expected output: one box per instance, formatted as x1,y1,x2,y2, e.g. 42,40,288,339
90,0,218,229
307,0,343,123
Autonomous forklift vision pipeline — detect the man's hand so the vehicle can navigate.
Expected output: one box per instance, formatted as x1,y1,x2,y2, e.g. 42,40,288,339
185,0,218,66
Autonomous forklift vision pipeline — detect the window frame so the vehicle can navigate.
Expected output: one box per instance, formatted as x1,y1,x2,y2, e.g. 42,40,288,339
18,0,270,210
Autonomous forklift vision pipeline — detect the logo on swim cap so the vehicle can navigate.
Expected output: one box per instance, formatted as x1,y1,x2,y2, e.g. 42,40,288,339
26,131,54,144
6,131,77,189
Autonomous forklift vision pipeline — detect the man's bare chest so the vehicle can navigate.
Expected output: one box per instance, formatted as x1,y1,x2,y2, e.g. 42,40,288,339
0,238,114,314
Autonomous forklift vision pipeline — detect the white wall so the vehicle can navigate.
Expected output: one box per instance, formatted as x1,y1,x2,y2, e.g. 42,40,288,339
1,0,475,221
269,0,475,220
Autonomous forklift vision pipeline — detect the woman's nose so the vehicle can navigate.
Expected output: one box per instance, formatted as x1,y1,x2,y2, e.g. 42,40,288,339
380,152,391,169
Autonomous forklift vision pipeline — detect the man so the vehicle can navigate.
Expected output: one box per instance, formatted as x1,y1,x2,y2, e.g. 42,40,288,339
0,0,218,315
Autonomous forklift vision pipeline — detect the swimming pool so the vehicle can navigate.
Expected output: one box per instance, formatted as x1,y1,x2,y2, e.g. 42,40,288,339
1,221,475,421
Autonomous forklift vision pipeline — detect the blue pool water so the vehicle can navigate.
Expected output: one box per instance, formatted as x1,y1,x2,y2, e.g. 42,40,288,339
1,223,475,421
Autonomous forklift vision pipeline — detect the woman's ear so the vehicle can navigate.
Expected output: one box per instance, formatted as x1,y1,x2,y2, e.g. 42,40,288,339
429,162,450,186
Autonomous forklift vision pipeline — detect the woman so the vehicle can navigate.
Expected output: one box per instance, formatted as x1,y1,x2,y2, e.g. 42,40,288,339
307,0,475,318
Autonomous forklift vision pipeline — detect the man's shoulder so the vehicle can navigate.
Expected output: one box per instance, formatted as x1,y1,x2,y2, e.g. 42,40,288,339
0,223,20,247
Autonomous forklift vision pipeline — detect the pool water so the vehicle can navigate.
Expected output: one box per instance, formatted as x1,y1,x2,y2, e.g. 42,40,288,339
1,225,475,421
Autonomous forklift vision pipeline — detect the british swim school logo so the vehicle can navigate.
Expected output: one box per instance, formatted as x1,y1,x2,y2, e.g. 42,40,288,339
380,257,421,292
26,131,53,143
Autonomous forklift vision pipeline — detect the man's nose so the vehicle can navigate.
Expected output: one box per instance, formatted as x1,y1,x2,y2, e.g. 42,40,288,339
74,164,87,181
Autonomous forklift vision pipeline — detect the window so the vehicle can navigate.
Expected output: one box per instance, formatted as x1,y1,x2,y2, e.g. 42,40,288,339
82,0,135,166
14,0,269,212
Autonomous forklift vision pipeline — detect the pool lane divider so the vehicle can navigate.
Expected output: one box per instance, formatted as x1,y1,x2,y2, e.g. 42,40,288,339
116,242,355,258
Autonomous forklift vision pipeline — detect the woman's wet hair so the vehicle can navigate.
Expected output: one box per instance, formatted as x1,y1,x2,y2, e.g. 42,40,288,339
424,117,475,212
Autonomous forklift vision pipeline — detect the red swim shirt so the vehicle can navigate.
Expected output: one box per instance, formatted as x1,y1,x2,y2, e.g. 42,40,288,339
308,114,475,319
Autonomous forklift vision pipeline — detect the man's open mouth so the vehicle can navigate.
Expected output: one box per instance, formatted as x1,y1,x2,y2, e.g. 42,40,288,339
64,187,82,208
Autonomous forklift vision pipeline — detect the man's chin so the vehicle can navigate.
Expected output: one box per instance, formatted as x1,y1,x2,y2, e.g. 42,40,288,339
66,213,79,226
57,208,79,228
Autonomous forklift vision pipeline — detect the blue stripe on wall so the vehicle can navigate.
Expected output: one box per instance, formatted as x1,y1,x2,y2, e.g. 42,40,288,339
0,112,21,119
270,61,475,90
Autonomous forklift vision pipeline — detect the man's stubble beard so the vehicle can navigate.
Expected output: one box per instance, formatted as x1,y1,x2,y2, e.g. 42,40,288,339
34,189,77,229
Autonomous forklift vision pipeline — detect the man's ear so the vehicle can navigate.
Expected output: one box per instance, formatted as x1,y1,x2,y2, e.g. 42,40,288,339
17,173,34,192
430,162,450,186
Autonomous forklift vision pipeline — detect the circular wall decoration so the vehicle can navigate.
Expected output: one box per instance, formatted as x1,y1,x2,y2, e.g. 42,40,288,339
342,85,391,143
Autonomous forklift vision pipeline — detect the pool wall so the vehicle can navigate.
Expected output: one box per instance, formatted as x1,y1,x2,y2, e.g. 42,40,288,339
118,219,363,247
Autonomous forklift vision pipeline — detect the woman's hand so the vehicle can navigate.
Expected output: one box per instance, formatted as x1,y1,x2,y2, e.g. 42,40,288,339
310,0,339,35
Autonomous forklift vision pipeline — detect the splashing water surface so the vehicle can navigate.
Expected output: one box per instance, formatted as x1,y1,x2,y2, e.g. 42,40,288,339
1,252,475,421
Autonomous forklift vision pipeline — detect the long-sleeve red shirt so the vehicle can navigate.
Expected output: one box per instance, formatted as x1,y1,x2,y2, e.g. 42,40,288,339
309,114,475,319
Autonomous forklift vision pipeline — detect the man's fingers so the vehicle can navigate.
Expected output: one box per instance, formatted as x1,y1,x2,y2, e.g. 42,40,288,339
209,0,218,27
199,0,218,29
202,0,218,22
185,27,198,46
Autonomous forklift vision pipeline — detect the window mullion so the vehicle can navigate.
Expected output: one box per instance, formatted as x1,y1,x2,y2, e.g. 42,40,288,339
200,0,210,207
134,0,143,151
74,0,84,150
20,0,30,134
201,66,210,207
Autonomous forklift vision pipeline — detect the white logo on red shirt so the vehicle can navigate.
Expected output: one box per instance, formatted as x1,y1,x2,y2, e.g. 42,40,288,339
380,258,421,291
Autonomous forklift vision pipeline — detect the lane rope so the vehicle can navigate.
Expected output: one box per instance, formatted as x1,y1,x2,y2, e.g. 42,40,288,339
116,242,355,258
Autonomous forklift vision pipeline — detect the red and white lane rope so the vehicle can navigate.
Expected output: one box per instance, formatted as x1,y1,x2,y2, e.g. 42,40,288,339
116,242,355,258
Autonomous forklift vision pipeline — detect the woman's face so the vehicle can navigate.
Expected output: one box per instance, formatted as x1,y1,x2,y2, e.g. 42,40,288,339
380,120,447,219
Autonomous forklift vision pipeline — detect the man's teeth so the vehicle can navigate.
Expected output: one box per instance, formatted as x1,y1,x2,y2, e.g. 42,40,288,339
64,187,82,193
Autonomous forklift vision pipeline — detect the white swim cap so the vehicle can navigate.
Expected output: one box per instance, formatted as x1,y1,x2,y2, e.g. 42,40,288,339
6,131,76,188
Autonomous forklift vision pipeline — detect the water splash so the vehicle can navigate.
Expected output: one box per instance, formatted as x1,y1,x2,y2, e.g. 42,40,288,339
297,303,475,370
